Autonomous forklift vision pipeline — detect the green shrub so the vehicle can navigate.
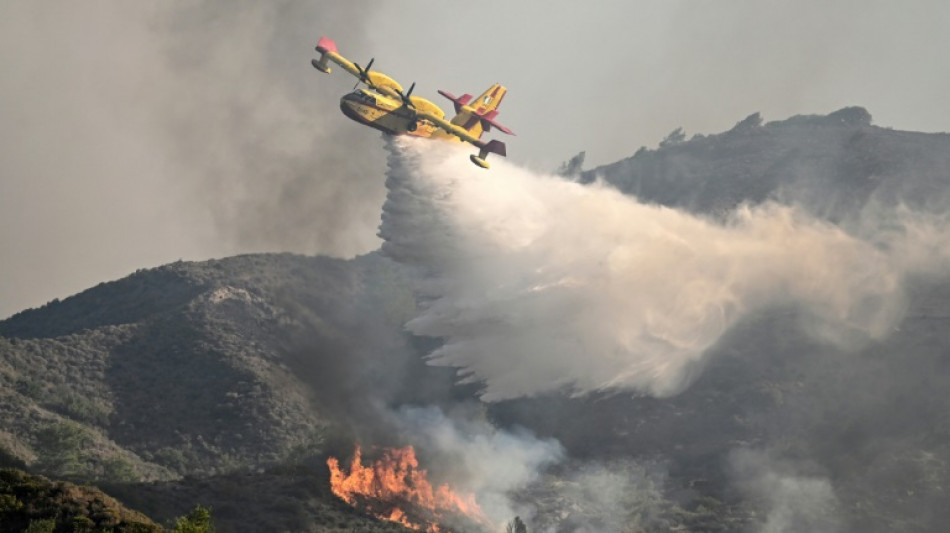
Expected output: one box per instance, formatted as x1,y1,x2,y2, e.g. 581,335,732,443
72,515,95,532
35,421,87,477
173,505,215,533
0,492,22,512
24,518,55,533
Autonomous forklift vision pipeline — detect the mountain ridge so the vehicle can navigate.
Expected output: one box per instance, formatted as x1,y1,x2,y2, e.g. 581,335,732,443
581,106,950,222
3,107,950,532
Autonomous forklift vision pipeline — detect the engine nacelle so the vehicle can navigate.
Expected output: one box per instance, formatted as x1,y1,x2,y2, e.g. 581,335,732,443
408,96,445,120
365,71,403,94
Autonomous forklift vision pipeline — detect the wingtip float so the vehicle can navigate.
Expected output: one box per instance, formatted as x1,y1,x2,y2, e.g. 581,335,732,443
312,36,514,169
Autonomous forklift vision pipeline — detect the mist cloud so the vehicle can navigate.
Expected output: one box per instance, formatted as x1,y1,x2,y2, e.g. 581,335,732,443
378,137,950,400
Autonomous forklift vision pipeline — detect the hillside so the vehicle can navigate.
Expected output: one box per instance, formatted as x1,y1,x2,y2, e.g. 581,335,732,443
0,253,434,530
513,107,950,532
1,107,950,532
0,468,161,533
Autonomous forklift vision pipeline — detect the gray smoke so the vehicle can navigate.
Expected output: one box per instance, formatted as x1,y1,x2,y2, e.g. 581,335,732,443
521,459,668,533
154,1,386,255
393,405,564,529
378,137,948,400
730,449,841,533
0,1,383,318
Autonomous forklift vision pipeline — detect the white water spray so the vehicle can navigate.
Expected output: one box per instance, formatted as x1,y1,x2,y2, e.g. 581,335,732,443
380,137,917,400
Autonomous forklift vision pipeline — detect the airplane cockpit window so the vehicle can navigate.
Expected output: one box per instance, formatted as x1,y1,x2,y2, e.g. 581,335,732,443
350,90,376,105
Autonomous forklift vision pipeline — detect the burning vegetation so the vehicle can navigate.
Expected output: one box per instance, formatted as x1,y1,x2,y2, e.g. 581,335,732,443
328,445,491,532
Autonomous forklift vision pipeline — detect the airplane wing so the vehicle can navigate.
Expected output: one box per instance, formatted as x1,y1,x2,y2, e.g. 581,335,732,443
415,110,480,145
312,37,358,76
312,37,404,96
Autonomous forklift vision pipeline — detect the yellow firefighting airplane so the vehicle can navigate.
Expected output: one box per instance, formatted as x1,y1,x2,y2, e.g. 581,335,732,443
311,36,513,169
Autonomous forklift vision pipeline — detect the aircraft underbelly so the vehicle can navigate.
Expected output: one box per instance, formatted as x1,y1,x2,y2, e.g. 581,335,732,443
340,100,400,135
340,99,442,139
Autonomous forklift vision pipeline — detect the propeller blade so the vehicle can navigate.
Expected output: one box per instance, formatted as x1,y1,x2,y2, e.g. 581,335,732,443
397,82,417,111
353,58,375,86
351,62,362,89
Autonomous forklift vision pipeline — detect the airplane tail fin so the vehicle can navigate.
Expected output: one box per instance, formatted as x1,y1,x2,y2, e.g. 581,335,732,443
471,84,507,115
438,83,514,139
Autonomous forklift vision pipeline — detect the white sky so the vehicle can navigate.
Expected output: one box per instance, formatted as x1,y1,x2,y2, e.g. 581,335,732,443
1,1,949,319
369,1,950,169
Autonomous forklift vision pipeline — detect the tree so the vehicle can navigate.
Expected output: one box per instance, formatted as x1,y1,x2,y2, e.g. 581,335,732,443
506,516,527,533
659,127,686,148
24,518,55,533
729,112,762,133
174,505,215,533
35,422,86,477
556,151,586,178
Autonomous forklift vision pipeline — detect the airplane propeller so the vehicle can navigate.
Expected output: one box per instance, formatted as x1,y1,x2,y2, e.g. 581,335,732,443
352,57,375,89
396,82,419,131
396,82,416,108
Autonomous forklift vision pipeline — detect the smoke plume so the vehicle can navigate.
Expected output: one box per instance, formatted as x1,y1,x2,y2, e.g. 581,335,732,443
519,459,668,533
153,0,387,255
393,405,564,529
730,449,841,533
0,1,384,318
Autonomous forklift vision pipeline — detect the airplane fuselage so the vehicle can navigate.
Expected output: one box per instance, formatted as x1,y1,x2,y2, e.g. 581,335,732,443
339,89,442,139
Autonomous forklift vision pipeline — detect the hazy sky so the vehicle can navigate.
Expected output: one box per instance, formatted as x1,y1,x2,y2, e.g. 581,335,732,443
2,1,949,319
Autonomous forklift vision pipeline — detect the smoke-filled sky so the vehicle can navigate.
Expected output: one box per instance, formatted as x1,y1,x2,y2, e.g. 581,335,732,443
2,1,949,318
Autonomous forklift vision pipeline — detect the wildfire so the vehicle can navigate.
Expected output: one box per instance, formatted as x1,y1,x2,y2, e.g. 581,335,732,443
328,445,490,532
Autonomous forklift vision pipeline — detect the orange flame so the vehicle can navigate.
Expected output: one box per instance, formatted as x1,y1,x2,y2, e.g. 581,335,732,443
328,445,489,532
